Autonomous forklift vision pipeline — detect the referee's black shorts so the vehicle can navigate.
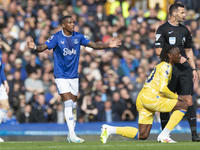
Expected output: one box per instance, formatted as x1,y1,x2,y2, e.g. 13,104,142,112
168,62,193,95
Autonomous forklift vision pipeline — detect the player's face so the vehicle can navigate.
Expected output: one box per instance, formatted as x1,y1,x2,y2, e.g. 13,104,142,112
170,48,181,64
62,17,75,34
175,7,186,22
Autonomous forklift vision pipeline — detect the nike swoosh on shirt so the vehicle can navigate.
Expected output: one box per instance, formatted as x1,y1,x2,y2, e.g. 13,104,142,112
190,117,196,120
168,31,174,34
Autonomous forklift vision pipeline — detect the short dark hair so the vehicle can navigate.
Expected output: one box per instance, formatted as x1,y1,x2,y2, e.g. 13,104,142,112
160,44,178,62
60,15,72,25
169,3,184,16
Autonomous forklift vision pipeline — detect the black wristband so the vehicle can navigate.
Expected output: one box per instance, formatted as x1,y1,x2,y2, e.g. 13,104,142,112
192,68,197,71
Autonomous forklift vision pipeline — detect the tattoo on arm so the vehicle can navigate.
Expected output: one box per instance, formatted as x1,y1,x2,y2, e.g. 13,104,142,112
87,41,109,49
35,44,48,52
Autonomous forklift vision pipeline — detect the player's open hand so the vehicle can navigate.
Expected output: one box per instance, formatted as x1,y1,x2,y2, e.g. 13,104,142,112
109,37,122,48
26,37,35,50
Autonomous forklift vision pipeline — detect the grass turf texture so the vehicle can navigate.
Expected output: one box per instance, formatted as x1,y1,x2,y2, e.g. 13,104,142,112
0,141,200,150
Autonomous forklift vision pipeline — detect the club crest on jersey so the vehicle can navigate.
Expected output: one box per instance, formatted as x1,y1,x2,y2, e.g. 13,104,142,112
74,39,78,44
169,37,176,45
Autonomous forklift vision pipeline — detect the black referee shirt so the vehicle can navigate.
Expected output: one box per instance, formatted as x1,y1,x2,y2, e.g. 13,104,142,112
155,21,193,58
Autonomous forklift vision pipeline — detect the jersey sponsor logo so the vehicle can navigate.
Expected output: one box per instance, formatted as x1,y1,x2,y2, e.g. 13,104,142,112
168,31,174,34
47,35,54,43
61,41,64,44
74,39,78,44
169,37,176,45
155,34,161,41
63,48,76,56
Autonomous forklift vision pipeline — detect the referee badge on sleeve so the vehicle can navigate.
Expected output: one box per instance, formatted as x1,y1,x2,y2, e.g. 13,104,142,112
169,37,176,45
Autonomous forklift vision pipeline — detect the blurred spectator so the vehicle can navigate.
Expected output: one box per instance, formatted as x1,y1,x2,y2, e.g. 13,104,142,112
18,104,32,123
30,94,48,123
111,91,126,121
93,94,105,121
2,109,19,125
13,70,24,89
42,73,52,93
119,88,137,120
56,102,65,124
45,83,61,105
11,58,27,81
9,81,23,112
15,94,26,120
24,71,44,103
46,106,57,123
121,35,135,50
111,56,125,79
120,50,139,76
25,53,42,76
81,95,98,122
102,100,114,123
121,109,135,121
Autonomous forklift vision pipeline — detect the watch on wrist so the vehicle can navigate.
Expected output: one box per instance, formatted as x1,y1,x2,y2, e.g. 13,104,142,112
192,68,197,71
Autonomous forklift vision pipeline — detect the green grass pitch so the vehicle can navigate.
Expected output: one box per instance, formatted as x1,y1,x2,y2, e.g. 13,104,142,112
0,141,200,150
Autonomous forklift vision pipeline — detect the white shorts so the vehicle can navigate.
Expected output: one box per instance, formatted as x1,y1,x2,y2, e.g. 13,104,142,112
0,84,8,100
55,78,79,95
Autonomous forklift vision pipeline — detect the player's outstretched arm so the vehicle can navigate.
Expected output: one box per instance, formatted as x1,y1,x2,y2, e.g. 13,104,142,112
87,37,121,49
26,38,48,53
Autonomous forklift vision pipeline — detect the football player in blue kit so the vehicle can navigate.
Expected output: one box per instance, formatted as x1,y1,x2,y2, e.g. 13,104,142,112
27,15,121,143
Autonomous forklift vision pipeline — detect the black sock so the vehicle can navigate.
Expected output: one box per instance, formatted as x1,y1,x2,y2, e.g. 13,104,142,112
186,105,197,136
160,112,170,130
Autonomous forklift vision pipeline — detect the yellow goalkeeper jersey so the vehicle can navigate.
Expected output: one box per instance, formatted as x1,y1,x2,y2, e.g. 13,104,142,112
142,61,178,99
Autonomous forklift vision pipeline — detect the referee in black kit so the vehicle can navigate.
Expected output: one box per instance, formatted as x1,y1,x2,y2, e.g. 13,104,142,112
155,3,200,141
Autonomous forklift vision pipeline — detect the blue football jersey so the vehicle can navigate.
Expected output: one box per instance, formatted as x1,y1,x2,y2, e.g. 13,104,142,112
0,49,6,85
45,30,90,79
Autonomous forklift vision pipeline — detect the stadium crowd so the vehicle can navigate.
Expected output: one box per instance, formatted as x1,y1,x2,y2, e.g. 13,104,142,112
0,0,200,124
